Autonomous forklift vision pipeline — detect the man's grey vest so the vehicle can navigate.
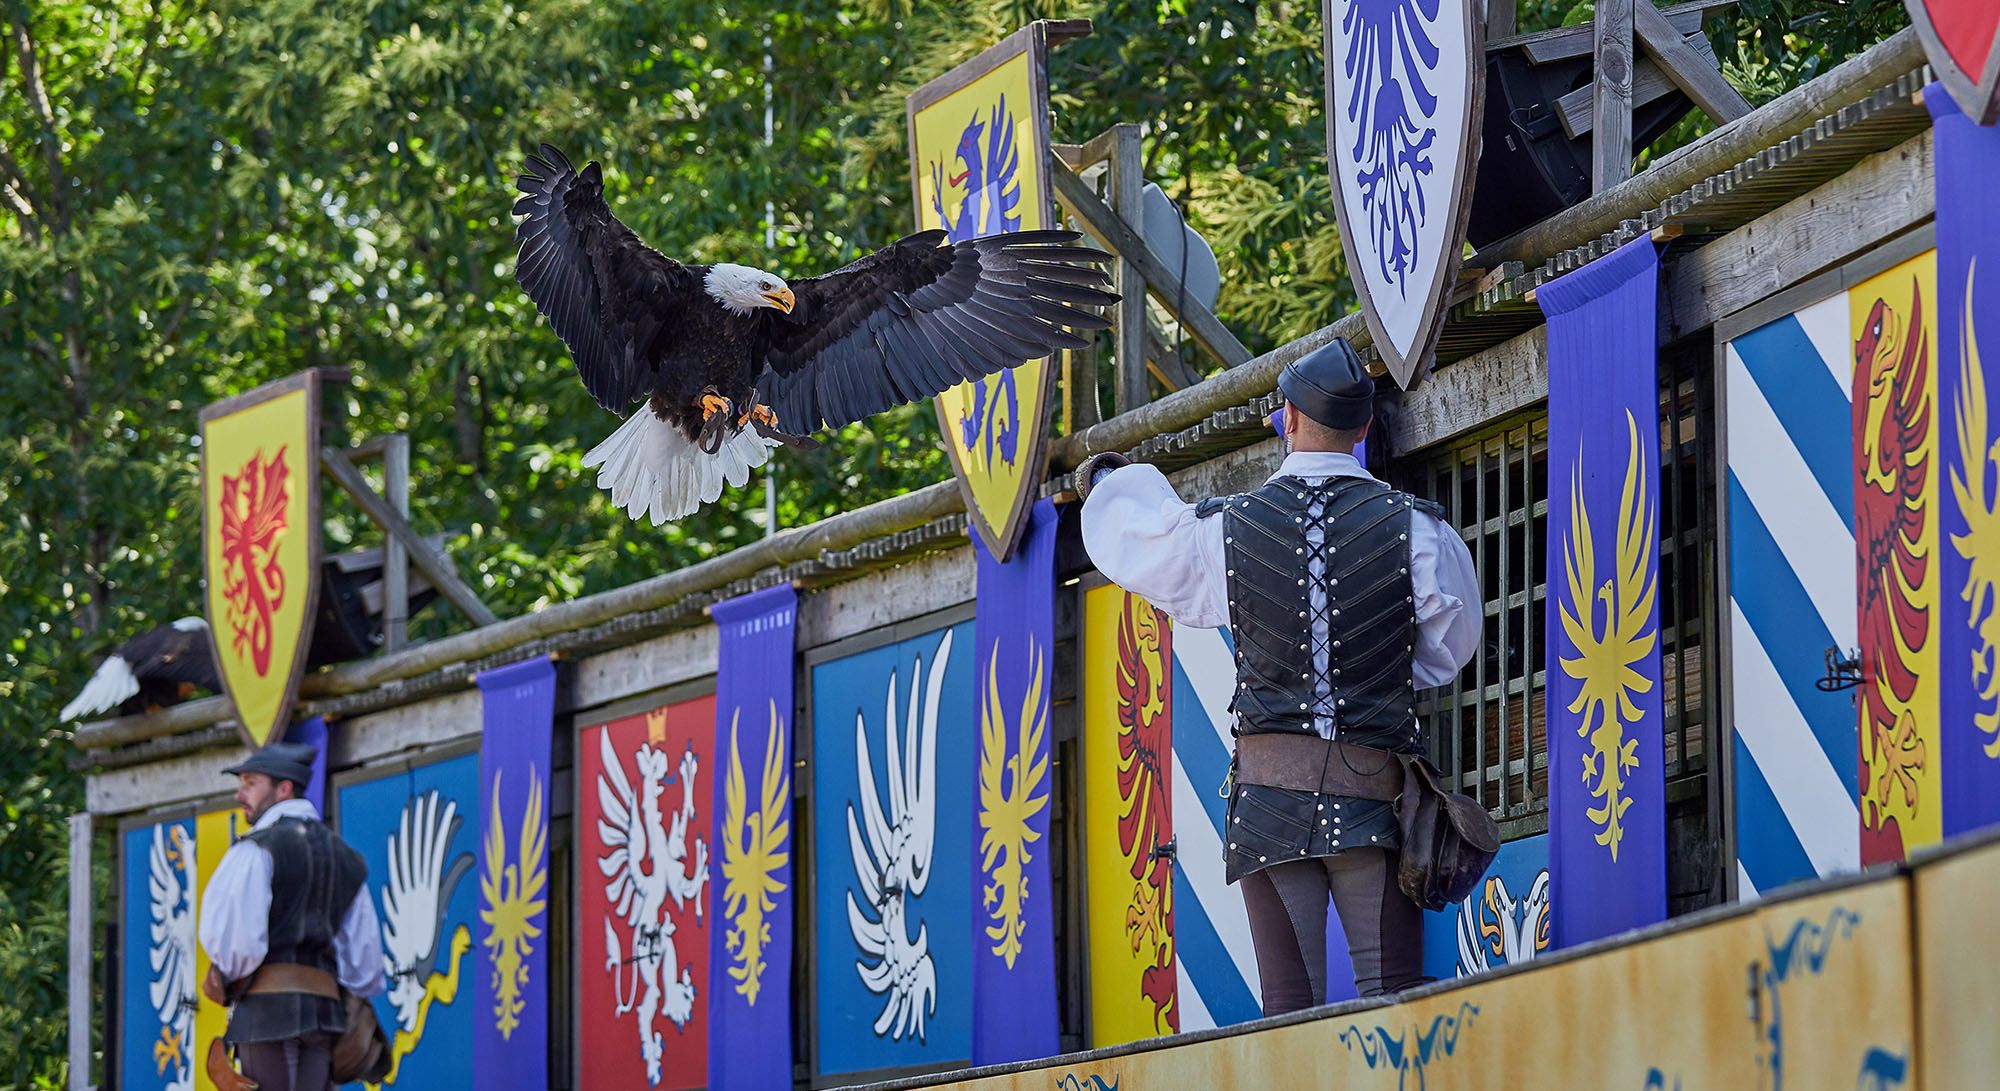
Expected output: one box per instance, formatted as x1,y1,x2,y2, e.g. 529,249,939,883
224,816,368,1044
1199,473,1442,882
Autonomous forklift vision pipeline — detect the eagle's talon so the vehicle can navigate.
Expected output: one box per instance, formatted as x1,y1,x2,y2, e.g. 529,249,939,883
698,391,733,420
747,404,779,429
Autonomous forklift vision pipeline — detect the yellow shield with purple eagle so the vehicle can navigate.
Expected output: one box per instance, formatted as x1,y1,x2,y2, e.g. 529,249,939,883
200,371,323,748
908,28,1059,560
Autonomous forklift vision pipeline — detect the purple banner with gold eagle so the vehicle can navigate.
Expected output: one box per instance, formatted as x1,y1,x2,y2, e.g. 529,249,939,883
474,655,556,1090
1930,85,2000,839
1540,237,1668,947
971,498,1059,1064
709,584,799,1091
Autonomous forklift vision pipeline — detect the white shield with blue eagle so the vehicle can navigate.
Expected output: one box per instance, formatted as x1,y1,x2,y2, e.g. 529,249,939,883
1322,0,1484,387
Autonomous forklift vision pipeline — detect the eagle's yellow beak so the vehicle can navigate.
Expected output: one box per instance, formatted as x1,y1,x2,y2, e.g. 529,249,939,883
763,286,795,314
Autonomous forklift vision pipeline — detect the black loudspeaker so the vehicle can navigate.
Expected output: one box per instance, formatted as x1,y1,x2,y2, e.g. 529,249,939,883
1467,45,1696,250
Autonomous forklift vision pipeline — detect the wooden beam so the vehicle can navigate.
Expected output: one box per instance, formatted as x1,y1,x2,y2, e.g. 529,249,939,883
1558,32,1714,138
1111,125,1149,415
1381,327,1549,454
1510,0,1711,62
1474,27,1923,269
319,448,500,628
1144,319,1206,393
1662,129,1932,339
1593,0,1638,191
1632,0,1750,125
1050,158,1254,369
1486,0,1517,41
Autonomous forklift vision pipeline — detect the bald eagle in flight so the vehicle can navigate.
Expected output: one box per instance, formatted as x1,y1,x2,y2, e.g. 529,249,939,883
512,145,1118,524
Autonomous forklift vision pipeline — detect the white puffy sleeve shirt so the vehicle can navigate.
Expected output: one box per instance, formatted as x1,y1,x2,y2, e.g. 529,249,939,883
1080,451,1481,687
196,797,386,996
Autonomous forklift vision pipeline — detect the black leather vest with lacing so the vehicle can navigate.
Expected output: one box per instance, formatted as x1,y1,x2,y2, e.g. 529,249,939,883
225,816,368,1044
1199,474,1439,882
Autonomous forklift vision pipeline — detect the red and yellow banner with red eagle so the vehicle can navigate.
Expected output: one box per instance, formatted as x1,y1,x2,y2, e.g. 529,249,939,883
200,371,323,748
1080,582,1178,1045
1850,250,1944,864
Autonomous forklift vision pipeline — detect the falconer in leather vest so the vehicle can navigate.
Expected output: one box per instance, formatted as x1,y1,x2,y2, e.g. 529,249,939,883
1078,336,1481,1008
225,816,369,1044
1199,475,1442,882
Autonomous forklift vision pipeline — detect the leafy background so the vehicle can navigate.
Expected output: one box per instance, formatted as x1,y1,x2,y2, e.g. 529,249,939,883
0,0,1906,1083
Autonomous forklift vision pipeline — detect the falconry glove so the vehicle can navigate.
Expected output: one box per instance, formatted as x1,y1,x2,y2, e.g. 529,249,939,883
1073,451,1133,503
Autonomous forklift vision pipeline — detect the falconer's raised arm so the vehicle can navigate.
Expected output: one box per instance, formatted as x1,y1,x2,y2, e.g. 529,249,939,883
1077,455,1230,629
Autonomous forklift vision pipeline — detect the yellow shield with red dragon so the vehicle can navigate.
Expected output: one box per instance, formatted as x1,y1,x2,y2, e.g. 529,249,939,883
907,25,1061,560
201,371,324,749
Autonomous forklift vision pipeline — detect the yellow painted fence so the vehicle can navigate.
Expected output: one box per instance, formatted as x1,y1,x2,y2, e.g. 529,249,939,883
864,830,2000,1091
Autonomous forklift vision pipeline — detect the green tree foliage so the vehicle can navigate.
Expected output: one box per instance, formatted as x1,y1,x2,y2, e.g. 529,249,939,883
0,0,1906,1081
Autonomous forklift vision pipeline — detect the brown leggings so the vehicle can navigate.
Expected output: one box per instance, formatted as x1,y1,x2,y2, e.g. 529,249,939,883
236,1034,334,1091
1238,848,1428,1014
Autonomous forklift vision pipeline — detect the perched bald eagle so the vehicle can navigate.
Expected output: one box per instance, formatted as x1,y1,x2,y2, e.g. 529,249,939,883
512,144,1118,524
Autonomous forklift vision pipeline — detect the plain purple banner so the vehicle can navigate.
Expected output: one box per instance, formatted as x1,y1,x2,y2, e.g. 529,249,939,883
1930,84,2000,839
1539,236,1668,948
474,655,556,1091
289,715,328,813
709,584,799,1091
970,498,1059,1064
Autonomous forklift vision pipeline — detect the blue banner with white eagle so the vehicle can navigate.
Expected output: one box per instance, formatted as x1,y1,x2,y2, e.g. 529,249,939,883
474,656,555,1090
338,750,480,1089
812,619,976,1077
123,816,197,1091
1540,237,1668,948
1931,85,2000,839
970,498,1059,1064
708,584,798,1091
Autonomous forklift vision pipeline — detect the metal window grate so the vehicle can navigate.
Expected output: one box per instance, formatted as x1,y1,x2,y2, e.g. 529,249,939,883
1395,348,1717,833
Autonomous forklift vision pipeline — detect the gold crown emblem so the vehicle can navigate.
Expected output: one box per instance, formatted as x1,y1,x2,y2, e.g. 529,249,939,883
645,707,668,745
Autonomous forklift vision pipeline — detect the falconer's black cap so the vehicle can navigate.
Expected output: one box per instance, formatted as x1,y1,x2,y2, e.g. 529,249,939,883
1277,336,1373,429
223,741,317,787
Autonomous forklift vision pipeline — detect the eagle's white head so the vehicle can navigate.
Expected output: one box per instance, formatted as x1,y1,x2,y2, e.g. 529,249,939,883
704,263,795,316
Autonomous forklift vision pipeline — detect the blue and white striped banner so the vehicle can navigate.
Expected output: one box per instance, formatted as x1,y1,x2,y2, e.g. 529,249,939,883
1724,292,1862,898
1166,624,1265,1028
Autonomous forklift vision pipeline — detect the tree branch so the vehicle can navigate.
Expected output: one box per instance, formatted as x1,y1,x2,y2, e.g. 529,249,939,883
11,19,69,232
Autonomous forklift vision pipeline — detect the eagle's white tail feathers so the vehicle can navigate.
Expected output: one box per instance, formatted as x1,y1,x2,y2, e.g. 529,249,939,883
60,655,138,722
584,410,777,525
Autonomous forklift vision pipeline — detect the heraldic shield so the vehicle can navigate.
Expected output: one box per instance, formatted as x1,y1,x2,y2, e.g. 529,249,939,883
1321,0,1486,387
1907,0,2000,124
200,370,324,748
907,24,1062,560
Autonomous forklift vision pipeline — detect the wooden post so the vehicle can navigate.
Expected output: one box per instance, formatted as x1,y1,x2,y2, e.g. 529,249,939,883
68,813,91,1091
1110,124,1149,416
1060,206,1102,433
1050,159,1253,370
383,434,411,652
319,449,500,628
1593,0,1637,191
1487,0,1517,41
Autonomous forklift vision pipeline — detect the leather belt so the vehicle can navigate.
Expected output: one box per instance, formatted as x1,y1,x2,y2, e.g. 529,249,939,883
245,962,340,1000
1234,733,1406,801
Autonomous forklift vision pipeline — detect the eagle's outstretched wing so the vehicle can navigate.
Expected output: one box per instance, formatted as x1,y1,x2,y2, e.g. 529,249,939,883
756,231,1116,434
513,144,697,412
